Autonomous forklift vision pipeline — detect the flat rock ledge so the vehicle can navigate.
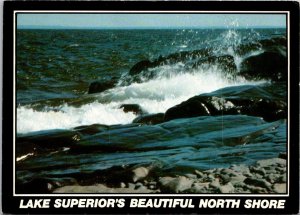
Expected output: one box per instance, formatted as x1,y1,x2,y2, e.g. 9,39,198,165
53,157,286,194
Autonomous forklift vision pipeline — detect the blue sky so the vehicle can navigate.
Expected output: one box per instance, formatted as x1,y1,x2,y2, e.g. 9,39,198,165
17,14,286,29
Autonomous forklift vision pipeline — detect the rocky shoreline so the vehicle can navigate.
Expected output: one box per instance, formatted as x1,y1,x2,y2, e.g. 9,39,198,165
53,156,286,194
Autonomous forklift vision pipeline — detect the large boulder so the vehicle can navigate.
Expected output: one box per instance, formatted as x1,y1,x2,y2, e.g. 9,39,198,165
164,84,286,122
240,51,287,82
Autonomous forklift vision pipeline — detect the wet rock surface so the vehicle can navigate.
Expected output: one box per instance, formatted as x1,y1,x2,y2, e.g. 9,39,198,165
240,51,287,82
127,36,286,83
16,113,286,194
164,83,286,122
132,113,165,125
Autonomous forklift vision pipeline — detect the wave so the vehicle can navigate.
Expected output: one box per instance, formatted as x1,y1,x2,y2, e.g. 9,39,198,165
17,66,265,134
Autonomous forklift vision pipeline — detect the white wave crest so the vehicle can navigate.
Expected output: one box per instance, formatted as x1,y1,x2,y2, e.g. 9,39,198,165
17,67,264,134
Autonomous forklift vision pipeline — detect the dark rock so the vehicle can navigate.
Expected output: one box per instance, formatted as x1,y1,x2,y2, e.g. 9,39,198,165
240,51,287,82
128,37,287,84
194,55,237,73
74,124,109,135
129,60,154,75
16,178,54,194
133,113,165,125
128,48,218,78
164,98,211,121
120,104,144,115
278,152,287,159
88,77,118,94
16,177,76,194
16,130,82,158
164,84,286,122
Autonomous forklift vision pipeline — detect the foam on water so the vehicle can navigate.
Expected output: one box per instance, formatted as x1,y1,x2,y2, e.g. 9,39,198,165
17,66,265,134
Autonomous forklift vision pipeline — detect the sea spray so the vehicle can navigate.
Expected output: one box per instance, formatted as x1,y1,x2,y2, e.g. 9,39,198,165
17,69,264,133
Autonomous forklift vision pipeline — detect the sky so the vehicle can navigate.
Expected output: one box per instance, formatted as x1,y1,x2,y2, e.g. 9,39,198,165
17,14,286,29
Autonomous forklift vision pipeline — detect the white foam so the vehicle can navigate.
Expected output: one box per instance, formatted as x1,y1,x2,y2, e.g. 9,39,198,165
17,66,264,134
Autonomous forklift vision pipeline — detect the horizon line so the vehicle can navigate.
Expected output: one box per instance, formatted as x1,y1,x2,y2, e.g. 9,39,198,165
18,25,286,30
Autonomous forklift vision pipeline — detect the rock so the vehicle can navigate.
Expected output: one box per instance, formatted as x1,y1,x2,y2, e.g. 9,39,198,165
273,183,286,193
129,60,153,75
164,85,286,122
88,78,118,94
120,104,144,115
135,182,144,190
244,178,272,190
267,174,279,183
147,181,157,190
229,164,251,176
245,185,268,194
133,113,165,125
74,124,109,135
256,158,286,168
227,175,247,185
219,182,235,193
53,184,155,193
127,183,136,189
120,182,126,188
207,174,215,182
249,166,266,176
278,174,287,183
164,98,211,121
16,178,55,194
220,168,239,177
194,170,204,178
132,167,149,182
210,178,220,189
240,51,287,82
190,182,209,193
159,176,193,193
184,174,197,179
17,130,82,157
194,55,237,72
16,177,76,194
